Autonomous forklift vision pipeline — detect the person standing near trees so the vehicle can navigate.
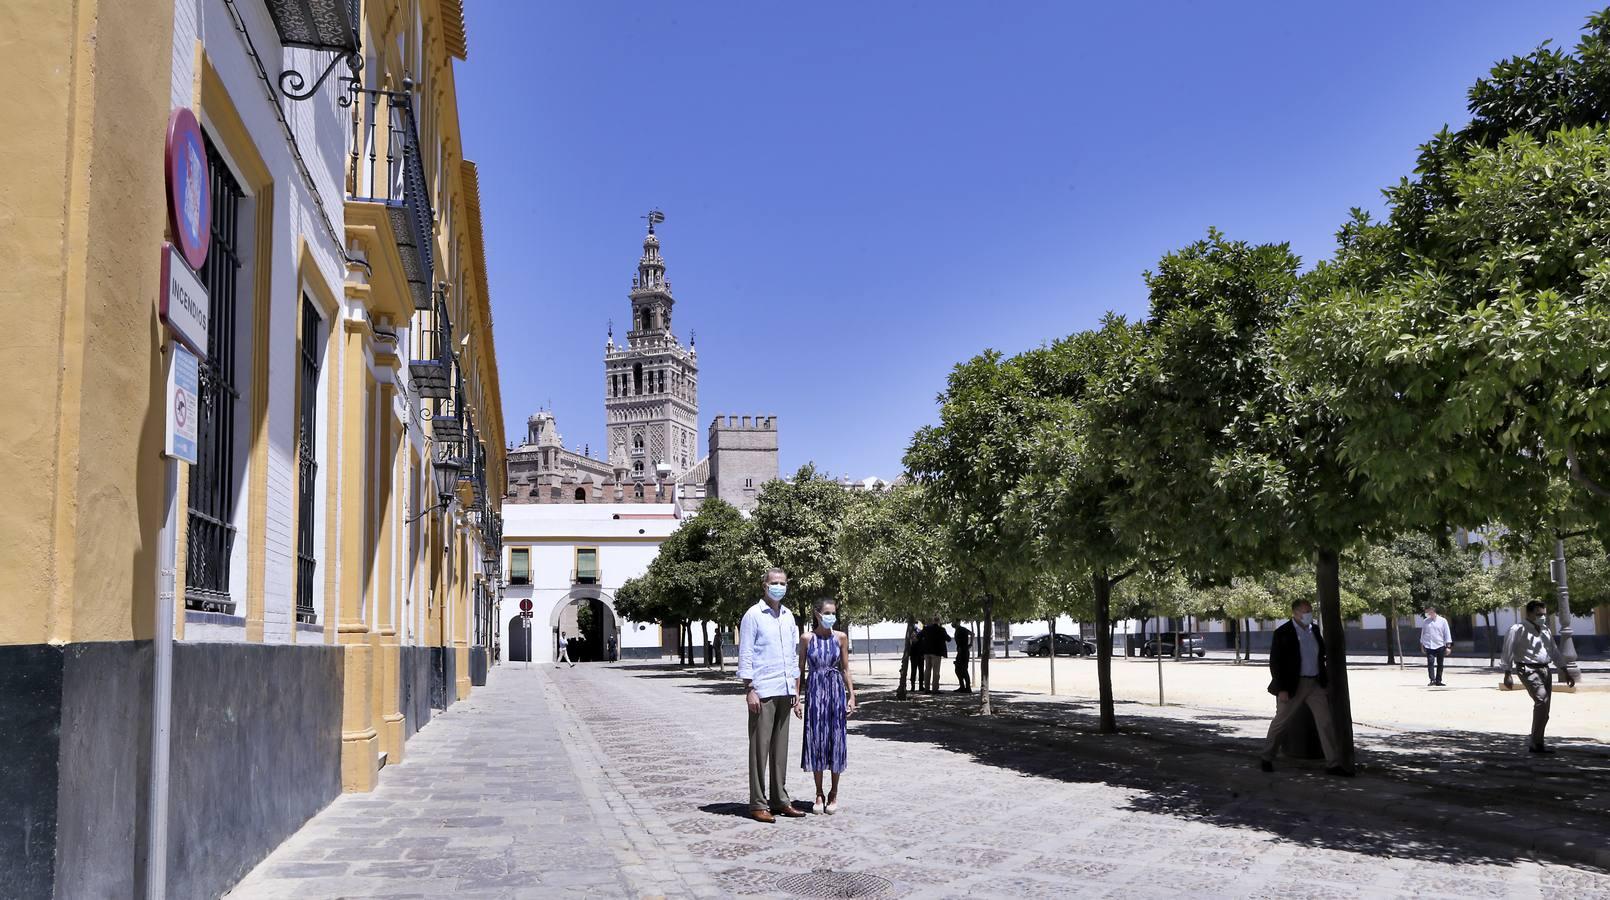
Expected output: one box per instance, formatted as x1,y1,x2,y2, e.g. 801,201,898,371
797,598,856,814
1419,606,1453,686
738,568,805,822
952,620,973,693
1501,600,1576,754
918,617,949,693
1259,599,1351,777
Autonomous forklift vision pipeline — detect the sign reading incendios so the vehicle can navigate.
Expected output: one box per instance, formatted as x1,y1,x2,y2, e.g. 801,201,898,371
161,243,209,357
165,343,199,464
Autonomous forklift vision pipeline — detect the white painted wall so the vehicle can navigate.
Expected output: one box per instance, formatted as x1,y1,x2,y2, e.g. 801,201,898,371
170,0,348,644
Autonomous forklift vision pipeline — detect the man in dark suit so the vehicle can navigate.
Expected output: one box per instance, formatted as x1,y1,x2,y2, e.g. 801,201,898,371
1259,599,1350,776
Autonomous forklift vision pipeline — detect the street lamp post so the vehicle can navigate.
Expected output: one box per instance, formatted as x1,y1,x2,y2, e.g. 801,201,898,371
1551,536,1583,686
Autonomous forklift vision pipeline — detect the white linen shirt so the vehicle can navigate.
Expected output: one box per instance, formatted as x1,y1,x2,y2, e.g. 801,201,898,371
1419,616,1452,650
1501,619,1567,673
737,599,800,699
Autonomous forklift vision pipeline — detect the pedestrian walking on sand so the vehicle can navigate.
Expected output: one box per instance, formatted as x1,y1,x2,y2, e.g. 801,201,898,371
1258,599,1352,777
797,598,857,815
904,619,924,693
1501,600,1576,754
738,568,805,822
952,621,973,693
1420,606,1452,686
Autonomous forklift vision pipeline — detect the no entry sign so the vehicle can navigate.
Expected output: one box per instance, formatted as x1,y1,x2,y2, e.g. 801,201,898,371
519,599,533,613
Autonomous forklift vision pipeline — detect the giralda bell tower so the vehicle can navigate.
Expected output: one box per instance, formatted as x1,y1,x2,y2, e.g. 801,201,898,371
604,211,700,482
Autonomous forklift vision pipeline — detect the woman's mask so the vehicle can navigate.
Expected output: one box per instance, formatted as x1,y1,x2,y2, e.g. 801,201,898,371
819,614,837,629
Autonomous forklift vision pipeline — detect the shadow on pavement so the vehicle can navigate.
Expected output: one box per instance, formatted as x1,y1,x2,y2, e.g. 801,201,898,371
611,662,1610,872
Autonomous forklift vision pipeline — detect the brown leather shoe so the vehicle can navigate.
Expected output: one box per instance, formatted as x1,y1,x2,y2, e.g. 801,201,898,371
748,808,776,823
772,804,807,818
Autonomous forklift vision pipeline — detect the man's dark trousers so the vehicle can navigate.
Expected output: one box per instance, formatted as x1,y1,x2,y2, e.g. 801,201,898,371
954,653,971,691
1425,647,1446,684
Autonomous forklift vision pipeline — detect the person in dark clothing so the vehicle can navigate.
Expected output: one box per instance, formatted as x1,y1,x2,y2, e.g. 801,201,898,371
917,618,950,692
904,619,924,693
1259,599,1349,776
952,621,973,692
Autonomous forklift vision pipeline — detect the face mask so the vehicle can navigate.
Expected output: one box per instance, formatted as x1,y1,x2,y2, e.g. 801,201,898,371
1298,612,1314,627
766,584,787,602
819,614,837,629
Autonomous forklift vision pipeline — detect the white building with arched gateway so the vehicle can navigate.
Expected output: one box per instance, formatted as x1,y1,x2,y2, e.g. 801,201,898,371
497,501,690,665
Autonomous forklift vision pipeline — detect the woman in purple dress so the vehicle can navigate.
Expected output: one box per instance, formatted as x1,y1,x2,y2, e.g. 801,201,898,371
795,598,857,814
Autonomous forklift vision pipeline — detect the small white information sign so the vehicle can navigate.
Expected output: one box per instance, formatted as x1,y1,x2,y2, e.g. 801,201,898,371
165,343,199,464
160,243,209,358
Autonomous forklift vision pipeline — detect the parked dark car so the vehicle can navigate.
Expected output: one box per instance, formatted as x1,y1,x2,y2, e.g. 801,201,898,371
1139,632,1207,657
1020,633,1095,657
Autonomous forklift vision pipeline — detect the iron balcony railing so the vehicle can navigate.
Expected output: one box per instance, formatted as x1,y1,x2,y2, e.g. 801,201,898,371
571,568,602,585
349,84,435,310
410,296,453,400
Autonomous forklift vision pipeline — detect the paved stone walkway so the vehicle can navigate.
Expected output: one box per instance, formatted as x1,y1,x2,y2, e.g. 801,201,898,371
557,663,1610,900
232,662,1610,899
229,666,714,899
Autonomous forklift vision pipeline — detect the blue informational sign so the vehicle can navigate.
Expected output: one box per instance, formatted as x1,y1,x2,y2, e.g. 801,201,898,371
166,344,199,464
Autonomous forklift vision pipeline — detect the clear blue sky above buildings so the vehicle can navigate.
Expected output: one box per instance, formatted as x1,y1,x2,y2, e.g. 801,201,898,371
458,2,1602,479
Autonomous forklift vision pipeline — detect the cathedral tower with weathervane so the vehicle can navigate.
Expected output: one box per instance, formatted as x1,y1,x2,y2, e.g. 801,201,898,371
604,211,700,481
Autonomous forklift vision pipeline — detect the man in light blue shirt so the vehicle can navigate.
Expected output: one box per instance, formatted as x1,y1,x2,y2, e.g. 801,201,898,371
1420,606,1453,686
737,568,803,821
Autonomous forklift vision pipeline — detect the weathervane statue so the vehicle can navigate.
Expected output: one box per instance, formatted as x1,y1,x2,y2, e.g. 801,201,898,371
642,208,665,234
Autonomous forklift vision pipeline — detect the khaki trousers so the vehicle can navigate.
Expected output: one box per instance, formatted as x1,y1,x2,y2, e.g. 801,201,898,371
748,695,794,811
1517,665,1552,748
1260,676,1340,767
924,654,942,691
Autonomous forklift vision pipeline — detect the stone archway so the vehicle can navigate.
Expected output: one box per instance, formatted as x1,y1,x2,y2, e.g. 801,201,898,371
551,587,621,662
506,615,536,662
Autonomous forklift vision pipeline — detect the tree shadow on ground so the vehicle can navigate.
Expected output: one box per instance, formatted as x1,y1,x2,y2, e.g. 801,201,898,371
609,663,1610,871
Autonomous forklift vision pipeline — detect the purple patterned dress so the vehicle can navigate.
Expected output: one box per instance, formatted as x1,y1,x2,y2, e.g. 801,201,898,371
801,631,848,773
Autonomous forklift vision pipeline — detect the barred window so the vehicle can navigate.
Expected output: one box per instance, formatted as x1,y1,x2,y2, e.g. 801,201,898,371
184,136,245,614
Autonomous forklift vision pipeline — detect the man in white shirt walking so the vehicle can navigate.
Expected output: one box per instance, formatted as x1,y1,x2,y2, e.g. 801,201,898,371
1501,600,1577,753
737,568,804,822
1419,606,1453,686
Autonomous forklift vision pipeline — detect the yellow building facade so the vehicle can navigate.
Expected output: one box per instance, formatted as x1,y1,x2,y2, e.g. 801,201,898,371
0,1,504,896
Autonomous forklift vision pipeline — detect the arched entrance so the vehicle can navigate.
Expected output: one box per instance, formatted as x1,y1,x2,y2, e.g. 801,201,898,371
506,615,536,662
551,588,620,662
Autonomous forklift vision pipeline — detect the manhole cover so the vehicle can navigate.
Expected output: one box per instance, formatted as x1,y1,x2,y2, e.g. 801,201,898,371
776,869,893,899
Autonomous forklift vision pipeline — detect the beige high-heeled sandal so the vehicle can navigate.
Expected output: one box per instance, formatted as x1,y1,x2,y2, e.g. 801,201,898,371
824,794,838,815
815,793,827,814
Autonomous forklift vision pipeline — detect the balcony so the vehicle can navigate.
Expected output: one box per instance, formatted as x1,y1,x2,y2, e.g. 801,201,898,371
570,568,602,586
348,86,435,311
409,298,452,400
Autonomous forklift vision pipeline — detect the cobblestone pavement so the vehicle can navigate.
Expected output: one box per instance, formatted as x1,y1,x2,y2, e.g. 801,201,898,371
556,662,1610,900
229,666,717,899
232,663,1610,899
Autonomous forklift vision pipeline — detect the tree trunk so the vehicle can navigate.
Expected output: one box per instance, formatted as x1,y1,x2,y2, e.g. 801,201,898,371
716,626,726,672
1093,574,1116,733
700,620,711,667
1315,547,1356,770
1484,611,1496,667
980,596,996,715
1047,618,1057,696
1384,602,1396,665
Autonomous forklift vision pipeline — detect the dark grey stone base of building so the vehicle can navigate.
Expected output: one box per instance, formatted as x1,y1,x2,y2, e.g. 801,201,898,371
165,642,343,900
0,639,343,899
400,646,434,738
429,646,457,711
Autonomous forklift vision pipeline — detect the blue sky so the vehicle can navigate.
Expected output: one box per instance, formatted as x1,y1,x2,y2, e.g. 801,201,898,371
458,2,1602,479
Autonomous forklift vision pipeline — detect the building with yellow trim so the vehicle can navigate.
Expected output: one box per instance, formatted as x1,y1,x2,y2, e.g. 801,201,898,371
1,0,504,895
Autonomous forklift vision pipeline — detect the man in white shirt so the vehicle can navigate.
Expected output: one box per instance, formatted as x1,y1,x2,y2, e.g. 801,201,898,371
737,568,804,822
1419,606,1453,686
1501,600,1576,753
